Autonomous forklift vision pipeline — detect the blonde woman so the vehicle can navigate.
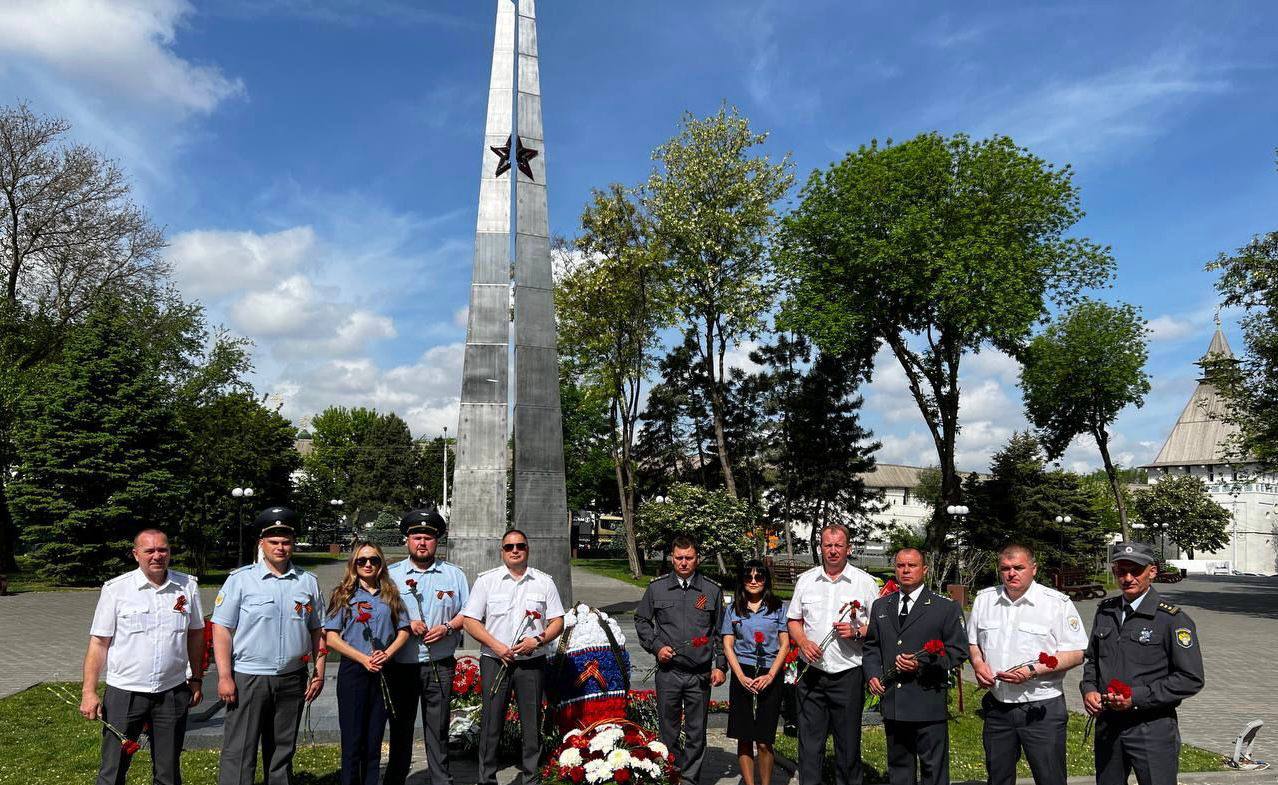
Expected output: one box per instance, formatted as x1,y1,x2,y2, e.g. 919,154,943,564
324,542,411,785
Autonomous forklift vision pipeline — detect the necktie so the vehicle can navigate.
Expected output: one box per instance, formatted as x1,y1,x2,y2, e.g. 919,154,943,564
899,594,910,624
1121,603,1134,625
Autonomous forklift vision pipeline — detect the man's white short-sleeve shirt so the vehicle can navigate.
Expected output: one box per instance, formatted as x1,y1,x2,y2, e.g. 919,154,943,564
90,568,204,693
967,580,1088,703
461,566,564,660
786,562,880,673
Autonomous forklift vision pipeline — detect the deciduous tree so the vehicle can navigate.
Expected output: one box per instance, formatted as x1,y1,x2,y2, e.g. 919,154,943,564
1131,475,1230,559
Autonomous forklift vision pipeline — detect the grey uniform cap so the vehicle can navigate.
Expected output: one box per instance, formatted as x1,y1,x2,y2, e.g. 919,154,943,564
1109,541,1156,566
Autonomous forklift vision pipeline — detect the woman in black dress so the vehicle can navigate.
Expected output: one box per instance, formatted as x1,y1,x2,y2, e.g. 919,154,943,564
721,560,790,785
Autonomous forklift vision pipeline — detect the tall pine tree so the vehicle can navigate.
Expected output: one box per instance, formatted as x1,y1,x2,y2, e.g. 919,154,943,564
10,298,183,583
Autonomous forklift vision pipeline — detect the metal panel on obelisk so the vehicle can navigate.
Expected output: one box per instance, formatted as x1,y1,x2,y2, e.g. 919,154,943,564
449,0,571,603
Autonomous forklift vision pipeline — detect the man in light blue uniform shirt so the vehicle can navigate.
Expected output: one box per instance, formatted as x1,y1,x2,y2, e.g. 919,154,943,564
384,508,470,785
212,507,327,785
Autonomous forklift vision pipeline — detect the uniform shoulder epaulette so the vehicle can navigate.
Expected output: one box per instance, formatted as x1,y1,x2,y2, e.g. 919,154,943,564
170,569,196,585
1039,585,1068,601
1157,601,1180,615
103,572,130,587
699,575,721,589
1099,596,1121,609
229,564,254,575
478,566,502,577
934,592,953,601
650,573,670,584
976,585,997,595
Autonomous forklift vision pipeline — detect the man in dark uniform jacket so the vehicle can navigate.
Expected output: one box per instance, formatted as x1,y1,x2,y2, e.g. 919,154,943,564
1081,542,1204,785
865,548,968,785
635,536,727,785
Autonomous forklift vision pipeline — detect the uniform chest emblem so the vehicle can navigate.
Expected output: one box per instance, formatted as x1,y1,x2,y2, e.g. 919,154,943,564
1138,628,1153,643
215,592,225,606
1068,616,1080,631
1175,628,1194,649
695,594,708,610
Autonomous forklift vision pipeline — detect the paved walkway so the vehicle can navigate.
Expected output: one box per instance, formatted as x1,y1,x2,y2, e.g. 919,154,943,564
5,567,1276,781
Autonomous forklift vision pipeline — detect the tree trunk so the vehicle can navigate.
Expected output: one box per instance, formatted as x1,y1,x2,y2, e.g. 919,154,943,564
610,400,643,581
701,324,737,498
0,465,17,571
1095,428,1130,540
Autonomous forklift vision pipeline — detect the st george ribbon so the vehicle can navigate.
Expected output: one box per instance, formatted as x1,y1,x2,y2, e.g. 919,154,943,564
449,0,572,602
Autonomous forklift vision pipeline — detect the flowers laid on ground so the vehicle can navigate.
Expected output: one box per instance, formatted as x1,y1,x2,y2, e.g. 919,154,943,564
882,639,948,683
640,636,709,682
796,600,862,680
46,684,147,756
448,656,484,749
782,646,801,685
490,610,543,697
540,721,679,785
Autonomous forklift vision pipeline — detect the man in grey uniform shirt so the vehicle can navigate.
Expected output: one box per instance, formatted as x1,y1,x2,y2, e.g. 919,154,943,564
635,536,727,785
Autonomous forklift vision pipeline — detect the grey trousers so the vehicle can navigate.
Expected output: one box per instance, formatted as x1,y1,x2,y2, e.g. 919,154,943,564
982,694,1067,785
479,655,545,785
885,719,950,785
796,666,864,785
385,658,456,785
98,683,190,785
655,668,711,785
1095,714,1181,785
217,670,307,785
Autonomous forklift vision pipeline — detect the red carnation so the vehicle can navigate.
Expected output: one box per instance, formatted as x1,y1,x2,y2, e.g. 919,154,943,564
568,766,585,784
121,739,141,755
691,636,709,647
615,769,632,783
1106,678,1132,699
754,631,766,645
355,611,372,624
570,734,590,750
1038,652,1059,669
526,610,541,620
300,653,311,664
405,579,417,590
922,639,946,656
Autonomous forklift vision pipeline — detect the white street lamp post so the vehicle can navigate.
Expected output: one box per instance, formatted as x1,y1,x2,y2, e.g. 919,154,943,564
232,486,255,564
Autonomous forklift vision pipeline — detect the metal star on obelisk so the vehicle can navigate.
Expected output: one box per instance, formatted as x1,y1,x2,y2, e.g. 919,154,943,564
489,135,539,180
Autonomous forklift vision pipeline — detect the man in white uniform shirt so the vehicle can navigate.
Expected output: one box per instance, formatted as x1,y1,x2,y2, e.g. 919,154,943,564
462,528,565,785
81,529,205,785
968,544,1088,785
786,524,880,785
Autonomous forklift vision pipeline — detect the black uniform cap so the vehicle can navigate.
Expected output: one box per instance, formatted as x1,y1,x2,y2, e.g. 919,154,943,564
255,506,297,538
1109,541,1156,566
400,508,446,538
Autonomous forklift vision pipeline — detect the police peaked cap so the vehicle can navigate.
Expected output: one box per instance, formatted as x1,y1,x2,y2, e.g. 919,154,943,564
255,506,298,538
401,508,446,538
1109,541,1156,566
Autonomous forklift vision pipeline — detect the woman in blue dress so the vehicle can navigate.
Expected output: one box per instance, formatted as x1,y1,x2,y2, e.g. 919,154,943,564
324,542,412,785
722,559,790,785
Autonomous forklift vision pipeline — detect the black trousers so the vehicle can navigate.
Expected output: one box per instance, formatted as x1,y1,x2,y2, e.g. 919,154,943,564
217,670,307,785
336,660,388,785
1095,714,1181,785
655,667,712,785
480,655,545,785
795,666,864,785
982,694,1067,785
884,719,949,785
97,683,190,785
384,657,456,785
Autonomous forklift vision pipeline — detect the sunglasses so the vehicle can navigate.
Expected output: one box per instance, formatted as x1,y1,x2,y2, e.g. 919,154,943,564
744,571,767,583
502,542,529,552
354,556,383,567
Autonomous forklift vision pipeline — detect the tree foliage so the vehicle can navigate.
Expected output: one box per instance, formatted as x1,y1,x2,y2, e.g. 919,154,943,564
1020,299,1150,538
778,132,1113,551
1206,162,1278,471
635,482,755,564
646,105,794,498
1130,475,1231,558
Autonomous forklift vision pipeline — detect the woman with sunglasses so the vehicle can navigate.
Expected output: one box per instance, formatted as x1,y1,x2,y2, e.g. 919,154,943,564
721,559,790,785
324,542,412,785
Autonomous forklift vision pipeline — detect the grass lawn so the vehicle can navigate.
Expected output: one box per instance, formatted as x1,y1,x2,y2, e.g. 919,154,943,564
773,686,1224,782
0,683,341,785
3,551,348,594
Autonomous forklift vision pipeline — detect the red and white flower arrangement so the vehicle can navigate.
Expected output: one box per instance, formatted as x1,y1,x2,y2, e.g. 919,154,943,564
541,720,679,785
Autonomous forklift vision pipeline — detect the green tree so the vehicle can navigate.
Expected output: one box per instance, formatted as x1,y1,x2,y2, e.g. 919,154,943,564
0,104,167,571
634,335,718,494
1020,299,1150,539
297,407,421,528
778,132,1113,553
415,436,455,511
635,482,755,568
1130,475,1230,558
1206,160,1278,471
557,184,671,579
645,106,795,499
557,367,617,514
9,297,184,583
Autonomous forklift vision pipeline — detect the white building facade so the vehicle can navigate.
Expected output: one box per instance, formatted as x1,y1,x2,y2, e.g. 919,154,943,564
1142,328,1278,576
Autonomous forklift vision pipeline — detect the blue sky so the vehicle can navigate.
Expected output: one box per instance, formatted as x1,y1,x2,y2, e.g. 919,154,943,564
3,0,1276,473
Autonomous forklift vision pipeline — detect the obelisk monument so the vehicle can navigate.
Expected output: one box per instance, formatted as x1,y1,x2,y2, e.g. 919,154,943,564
450,0,572,602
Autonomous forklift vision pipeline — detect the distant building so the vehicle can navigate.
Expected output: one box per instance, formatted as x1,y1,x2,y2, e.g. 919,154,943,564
1141,327,1278,575
859,464,937,534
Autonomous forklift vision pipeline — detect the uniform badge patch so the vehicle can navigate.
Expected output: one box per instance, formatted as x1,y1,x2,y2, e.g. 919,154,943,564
1068,616,1080,631
1139,628,1153,643
1175,628,1194,649
215,592,225,606
695,594,708,610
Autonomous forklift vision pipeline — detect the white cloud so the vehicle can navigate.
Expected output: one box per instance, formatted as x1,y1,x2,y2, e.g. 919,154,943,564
1147,314,1198,343
0,0,243,113
732,0,822,121
170,227,316,299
